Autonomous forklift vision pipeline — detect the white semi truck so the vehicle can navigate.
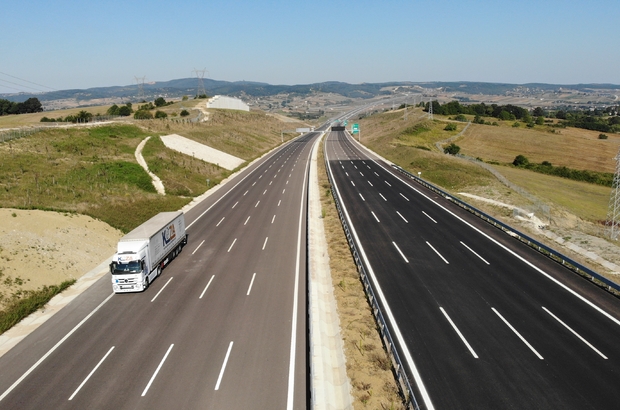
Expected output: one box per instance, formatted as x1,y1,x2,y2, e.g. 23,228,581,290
110,211,188,293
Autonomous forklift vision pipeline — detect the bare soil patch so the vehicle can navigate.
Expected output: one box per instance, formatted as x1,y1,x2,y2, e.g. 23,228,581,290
0,208,121,308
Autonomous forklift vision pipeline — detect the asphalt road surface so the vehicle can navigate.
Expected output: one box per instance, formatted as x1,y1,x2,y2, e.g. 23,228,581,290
325,130,620,410
0,131,323,409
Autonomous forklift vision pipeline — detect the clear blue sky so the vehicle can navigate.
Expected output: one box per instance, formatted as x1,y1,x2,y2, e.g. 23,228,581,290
1,0,618,94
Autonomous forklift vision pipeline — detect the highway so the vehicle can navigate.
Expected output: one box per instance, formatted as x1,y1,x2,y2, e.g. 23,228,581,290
324,130,620,409
0,131,324,409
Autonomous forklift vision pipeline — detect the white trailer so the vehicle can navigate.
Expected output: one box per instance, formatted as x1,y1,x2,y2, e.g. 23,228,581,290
110,211,188,293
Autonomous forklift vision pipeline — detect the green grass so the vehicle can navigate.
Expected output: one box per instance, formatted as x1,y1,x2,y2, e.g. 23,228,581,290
0,279,76,335
142,136,232,197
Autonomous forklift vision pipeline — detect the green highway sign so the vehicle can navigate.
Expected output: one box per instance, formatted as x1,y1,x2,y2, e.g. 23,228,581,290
352,123,359,134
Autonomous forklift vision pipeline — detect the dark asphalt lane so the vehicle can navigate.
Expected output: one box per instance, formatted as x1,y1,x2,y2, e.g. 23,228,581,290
0,132,323,409
325,130,620,410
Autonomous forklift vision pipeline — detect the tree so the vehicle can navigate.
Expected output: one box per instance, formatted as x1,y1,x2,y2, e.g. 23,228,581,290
154,97,167,107
533,107,546,117
107,104,120,116
536,116,545,125
118,105,132,116
513,155,529,167
180,109,190,117
75,110,93,123
20,98,43,114
444,143,460,155
154,110,167,119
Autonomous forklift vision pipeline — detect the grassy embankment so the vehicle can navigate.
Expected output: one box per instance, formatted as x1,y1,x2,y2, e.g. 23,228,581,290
0,107,303,329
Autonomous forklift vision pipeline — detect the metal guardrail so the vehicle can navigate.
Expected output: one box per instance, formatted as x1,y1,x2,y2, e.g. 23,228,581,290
323,151,421,410
391,164,620,295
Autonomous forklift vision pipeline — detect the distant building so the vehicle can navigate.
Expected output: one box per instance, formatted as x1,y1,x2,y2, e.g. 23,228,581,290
206,95,249,112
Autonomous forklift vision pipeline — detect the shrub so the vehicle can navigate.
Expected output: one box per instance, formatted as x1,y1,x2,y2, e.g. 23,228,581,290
599,133,609,139
513,155,529,167
134,110,153,120
154,110,167,119
180,109,190,117
444,123,457,131
454,114,468,122
444,143,460,155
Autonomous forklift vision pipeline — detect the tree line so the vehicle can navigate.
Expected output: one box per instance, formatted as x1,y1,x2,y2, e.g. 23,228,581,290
423,100,620,133
0,97,43,116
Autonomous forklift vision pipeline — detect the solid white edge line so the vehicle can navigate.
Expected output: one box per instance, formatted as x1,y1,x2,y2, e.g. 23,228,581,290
542,307,607,359
439,308,478,359
426,241,449,264
199,275,215,299
286,134,317,410
422,211,437,224
142,344,174,396
0,293,114,402
492,308,544,360
192,240,205,255
326,137,434,410
247,273,257,296
460,241,490,265
150,277,173,303
350,135,620,328
69,346,115,400
227,238,237,253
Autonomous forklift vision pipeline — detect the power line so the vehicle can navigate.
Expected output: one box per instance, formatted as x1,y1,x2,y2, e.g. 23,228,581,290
0,71,57,91
0,78,47,93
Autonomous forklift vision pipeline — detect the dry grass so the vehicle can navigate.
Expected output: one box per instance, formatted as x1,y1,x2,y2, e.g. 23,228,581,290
318,143,405,409
458,122,620,173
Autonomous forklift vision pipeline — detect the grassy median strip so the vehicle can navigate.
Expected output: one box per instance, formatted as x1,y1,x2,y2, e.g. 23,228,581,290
0,279,76,335
317,143,404,409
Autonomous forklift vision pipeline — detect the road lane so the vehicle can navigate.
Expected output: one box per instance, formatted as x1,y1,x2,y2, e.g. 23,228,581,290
0,131,323,409
325,129,620,409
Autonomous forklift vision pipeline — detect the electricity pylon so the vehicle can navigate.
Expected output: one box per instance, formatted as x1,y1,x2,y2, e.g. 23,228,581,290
606,148,620,240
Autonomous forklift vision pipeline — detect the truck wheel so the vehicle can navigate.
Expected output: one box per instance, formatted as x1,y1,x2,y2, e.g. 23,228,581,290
144,276,149,291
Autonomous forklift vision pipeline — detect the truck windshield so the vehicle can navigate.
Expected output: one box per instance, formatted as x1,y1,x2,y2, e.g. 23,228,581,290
111,261,142,275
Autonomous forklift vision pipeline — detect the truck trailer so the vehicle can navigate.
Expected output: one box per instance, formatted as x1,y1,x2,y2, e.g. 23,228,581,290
110,211,188,293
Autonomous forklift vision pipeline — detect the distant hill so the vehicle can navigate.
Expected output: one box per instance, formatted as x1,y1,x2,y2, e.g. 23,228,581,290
2,79,619,104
